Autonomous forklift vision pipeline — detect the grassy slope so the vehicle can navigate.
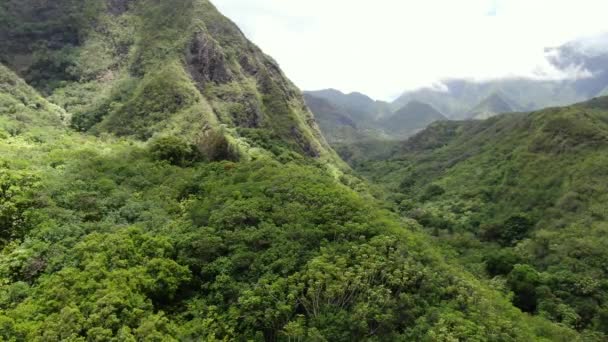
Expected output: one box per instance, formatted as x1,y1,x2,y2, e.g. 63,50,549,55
358,97,608,337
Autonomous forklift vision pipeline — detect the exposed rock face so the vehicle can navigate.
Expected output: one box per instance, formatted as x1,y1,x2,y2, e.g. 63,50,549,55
291,126,320,157
186,32,233,88
231,95,264,128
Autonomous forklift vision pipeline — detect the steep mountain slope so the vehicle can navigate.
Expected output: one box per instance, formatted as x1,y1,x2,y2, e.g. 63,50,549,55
0,1,584,340
303,93,368,144
0,64,65,134
357,96,608,337
467,92,520,120
0,0,337,164
380,100,447,137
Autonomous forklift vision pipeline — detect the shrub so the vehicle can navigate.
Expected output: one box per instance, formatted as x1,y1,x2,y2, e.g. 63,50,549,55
195,130,239,162
420,184,445,201
481,214,534,246
149,136,199,166
484,249,524,276
507,264,541,313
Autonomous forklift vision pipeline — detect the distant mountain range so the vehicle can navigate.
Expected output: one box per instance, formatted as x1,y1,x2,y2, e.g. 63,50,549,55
304,90,445,143
394,33,608,119
306,33,608,144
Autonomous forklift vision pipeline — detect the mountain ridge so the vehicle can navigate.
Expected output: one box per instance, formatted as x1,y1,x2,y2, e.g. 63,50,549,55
380,100,447,137
0,0,340,165
305,89,449,143
392,33,608,121
467,92,520,120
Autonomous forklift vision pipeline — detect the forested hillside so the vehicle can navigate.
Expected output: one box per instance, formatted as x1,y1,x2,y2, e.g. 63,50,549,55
357,96,608,339
0,0,585,340
0,0,338,165
1,57,579,341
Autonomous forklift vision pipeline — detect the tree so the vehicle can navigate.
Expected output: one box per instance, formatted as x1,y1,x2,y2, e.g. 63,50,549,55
484,249,523,276
507,264,541,313
420,184,445,201
0,168,39,244
149,136,199,166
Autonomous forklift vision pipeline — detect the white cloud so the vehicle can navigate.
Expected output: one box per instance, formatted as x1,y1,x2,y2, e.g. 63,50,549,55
213,0,608,100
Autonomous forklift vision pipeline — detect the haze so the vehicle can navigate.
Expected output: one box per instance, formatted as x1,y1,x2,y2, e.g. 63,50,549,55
214,0,608,100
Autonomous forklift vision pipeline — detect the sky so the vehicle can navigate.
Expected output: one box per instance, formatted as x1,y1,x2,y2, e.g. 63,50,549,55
214,0,608,100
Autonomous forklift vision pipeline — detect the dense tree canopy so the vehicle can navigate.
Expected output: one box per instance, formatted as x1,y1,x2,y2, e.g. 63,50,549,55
0,0,603,340
355,99,608,339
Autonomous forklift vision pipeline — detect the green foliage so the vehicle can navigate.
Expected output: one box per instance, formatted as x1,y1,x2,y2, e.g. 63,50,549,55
0,167,40,245
0,118,574,340
507,264,541,313
0,0,597,340
481,214,534,246
0,0,105,91
97,62,202,139
0,64,65,132
420,183,446,201
356,97,608,336
196,129,240,162
149,136,200,166
484,249,524,276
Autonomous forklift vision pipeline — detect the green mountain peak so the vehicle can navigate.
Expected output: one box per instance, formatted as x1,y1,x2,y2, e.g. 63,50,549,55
467,92,519,119
1,0,338,164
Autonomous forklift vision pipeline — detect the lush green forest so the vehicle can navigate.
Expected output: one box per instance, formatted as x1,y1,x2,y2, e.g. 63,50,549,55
0,0,603,340
356,97,608,339
1,58,581,341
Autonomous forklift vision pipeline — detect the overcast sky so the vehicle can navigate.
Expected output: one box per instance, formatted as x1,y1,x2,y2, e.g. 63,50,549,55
214,0,608,100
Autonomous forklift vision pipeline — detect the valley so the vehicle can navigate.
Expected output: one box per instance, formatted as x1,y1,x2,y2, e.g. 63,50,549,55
0,0,607,340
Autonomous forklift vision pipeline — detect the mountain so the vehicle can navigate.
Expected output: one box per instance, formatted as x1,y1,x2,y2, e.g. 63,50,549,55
393,78,584,119
302,93,381,144
0,64,66,133
356,96,608,337
0,0,338,164
303,91,392,146
303,93,357,130
380,100,447,137
467,92,520,119
0,1,578,340
546,33,608,97
305,89,391,123
305,89,447,143
393,34,608,119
